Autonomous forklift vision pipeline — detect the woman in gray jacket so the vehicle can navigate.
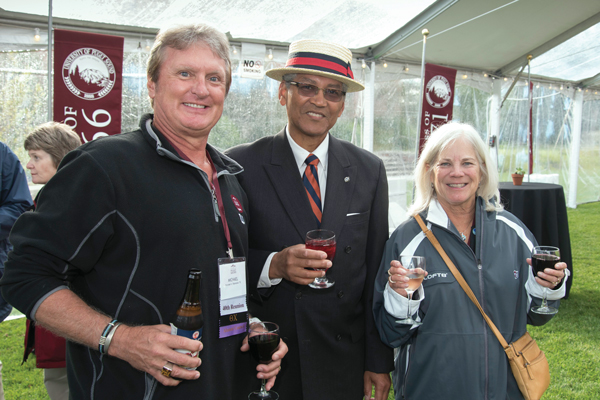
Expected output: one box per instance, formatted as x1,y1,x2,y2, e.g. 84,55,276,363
373,121,568,399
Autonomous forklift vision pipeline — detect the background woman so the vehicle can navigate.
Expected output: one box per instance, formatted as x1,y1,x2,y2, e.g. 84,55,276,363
373,121,568,399
23,122,81,400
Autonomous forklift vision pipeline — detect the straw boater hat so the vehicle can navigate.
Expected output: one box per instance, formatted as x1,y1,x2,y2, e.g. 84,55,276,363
265,39,365,92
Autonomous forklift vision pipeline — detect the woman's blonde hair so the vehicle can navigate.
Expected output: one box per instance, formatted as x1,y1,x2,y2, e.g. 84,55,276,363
408,121,503,216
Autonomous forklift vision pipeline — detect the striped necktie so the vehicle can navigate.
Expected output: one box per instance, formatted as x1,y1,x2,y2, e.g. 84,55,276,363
303,153,322,226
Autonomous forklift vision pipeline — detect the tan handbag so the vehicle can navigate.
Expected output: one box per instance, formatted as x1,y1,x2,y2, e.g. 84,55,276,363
415,215,550,400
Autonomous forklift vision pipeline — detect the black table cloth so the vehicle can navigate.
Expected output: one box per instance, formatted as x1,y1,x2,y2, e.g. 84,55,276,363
498,182,572,298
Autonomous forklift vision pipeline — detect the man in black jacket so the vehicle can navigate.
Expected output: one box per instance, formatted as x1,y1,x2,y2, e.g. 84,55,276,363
0,24,285,400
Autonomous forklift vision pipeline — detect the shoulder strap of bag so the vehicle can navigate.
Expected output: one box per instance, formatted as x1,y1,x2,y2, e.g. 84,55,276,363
414,214,509,349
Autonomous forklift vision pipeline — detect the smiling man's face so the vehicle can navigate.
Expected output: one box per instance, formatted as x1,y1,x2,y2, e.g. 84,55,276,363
147,42,227,142
279,74,345,149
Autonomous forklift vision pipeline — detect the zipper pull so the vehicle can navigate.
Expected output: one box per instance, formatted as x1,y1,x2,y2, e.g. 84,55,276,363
477,259,482,270
210,184,220,221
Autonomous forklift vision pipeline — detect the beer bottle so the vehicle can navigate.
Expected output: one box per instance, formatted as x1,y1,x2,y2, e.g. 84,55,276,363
171,269,204,367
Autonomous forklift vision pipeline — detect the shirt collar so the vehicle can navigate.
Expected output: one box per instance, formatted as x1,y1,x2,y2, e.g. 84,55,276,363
285,125,329,172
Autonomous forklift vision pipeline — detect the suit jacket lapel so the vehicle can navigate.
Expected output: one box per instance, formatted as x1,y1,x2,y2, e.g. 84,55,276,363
264,129,316,239
321,136,356,237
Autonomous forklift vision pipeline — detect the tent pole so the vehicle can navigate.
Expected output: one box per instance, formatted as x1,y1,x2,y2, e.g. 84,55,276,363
527,55,533,181
363,61,375,153
47,0,53,121
415,29,429,164
489,78,501,169
567,89,583,208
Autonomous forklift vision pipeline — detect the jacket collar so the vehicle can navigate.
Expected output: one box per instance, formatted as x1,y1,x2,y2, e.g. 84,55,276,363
140,113,243,176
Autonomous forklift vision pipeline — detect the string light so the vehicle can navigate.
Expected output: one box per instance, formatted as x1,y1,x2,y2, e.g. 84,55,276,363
504,77,508,81
483,73,488,78
34,28,41,42
232,45,237,55
267,48,273,60
403,65,409,72
462,73,468,79
361,59,366,69
145,39,151,51
382,60,388,68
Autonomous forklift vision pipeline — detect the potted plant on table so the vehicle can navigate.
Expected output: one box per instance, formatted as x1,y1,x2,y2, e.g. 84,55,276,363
511,167,525,185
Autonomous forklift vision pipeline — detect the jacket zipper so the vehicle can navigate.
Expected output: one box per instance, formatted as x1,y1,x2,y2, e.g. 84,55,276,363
402,344,412,399
475,204,489,400
209,183,220,222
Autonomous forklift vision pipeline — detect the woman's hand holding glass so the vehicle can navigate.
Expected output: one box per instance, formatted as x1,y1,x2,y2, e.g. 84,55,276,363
388,256,427,325
387,259,428,297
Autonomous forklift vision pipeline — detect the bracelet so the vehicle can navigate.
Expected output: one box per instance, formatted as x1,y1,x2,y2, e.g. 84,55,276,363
99,319,118,354
103,322,122,355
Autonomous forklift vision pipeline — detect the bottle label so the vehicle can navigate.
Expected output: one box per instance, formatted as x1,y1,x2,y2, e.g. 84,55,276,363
170,323,202,369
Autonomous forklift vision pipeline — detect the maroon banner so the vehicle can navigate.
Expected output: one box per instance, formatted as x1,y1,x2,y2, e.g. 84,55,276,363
54,29,124,142
418,63,457,156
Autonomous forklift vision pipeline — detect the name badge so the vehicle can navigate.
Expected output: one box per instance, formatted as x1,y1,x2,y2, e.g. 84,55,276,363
218,257,248,338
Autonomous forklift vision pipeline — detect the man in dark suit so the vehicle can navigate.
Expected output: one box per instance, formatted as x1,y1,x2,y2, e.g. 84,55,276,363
227,39,393,400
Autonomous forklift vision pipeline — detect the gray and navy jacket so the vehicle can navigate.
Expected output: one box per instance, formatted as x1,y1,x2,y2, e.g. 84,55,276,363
373,198,568,400
0,114,256,399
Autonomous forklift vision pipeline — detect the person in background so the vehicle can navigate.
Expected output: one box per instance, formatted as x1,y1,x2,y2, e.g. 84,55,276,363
21,121,82,400
0,23,286,400
227,39,393,400
373,121,568,399
0,141,33,400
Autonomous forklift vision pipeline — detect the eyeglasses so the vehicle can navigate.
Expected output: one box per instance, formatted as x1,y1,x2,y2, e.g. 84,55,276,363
288,81,346,102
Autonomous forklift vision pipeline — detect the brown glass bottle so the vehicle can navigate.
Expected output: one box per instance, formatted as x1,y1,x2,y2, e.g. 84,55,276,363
171,269,204,364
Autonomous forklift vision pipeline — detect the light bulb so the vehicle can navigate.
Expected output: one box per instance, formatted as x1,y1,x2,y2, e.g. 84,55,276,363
504,77,508,81
232,46,237,55
267,48,273,60
34,28,41,42
404,65,409,72
383,61,388,68
484,73,488,78
462,74,468,79
145,39,151,51
361,59,366,69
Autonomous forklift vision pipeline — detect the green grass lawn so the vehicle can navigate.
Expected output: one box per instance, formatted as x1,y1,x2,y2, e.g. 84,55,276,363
2,202,599,399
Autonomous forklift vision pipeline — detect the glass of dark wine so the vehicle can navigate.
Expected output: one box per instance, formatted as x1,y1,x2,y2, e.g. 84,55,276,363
531,246,560,315
305,229,336,289
395,255,426,325
248,321,280,400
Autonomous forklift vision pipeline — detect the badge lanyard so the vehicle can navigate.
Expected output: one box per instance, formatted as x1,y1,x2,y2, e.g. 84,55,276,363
207,153,248,338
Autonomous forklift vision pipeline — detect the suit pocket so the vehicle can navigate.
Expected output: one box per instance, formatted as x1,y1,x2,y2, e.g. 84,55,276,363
345,210,369,226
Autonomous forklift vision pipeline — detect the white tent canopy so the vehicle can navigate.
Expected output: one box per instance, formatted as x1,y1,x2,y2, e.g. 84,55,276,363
2,0,600,87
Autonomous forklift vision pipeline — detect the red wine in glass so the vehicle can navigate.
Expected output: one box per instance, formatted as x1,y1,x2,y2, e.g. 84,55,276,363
531,246,560,315
305,229,336,289
531,254,560,275
248,322,280,400
249,333,280,364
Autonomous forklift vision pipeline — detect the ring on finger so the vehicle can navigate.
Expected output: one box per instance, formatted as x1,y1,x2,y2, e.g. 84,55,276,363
161,362,174,378
388,275,395,284
387,269,393,276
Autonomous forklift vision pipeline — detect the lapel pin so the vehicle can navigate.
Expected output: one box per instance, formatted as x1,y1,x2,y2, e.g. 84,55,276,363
344,177,350,182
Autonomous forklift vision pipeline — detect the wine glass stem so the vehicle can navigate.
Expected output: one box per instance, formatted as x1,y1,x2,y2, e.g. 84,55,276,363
406,291,413,320
541,288,549,309
259,379,268,396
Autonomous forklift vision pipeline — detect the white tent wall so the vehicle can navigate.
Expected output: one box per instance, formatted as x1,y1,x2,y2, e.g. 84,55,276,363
1,32,600,222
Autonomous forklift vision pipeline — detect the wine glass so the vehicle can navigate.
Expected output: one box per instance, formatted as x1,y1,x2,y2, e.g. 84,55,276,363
531,246,560,315
394,255,426,325
248,321,280,400
305,229,336,289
